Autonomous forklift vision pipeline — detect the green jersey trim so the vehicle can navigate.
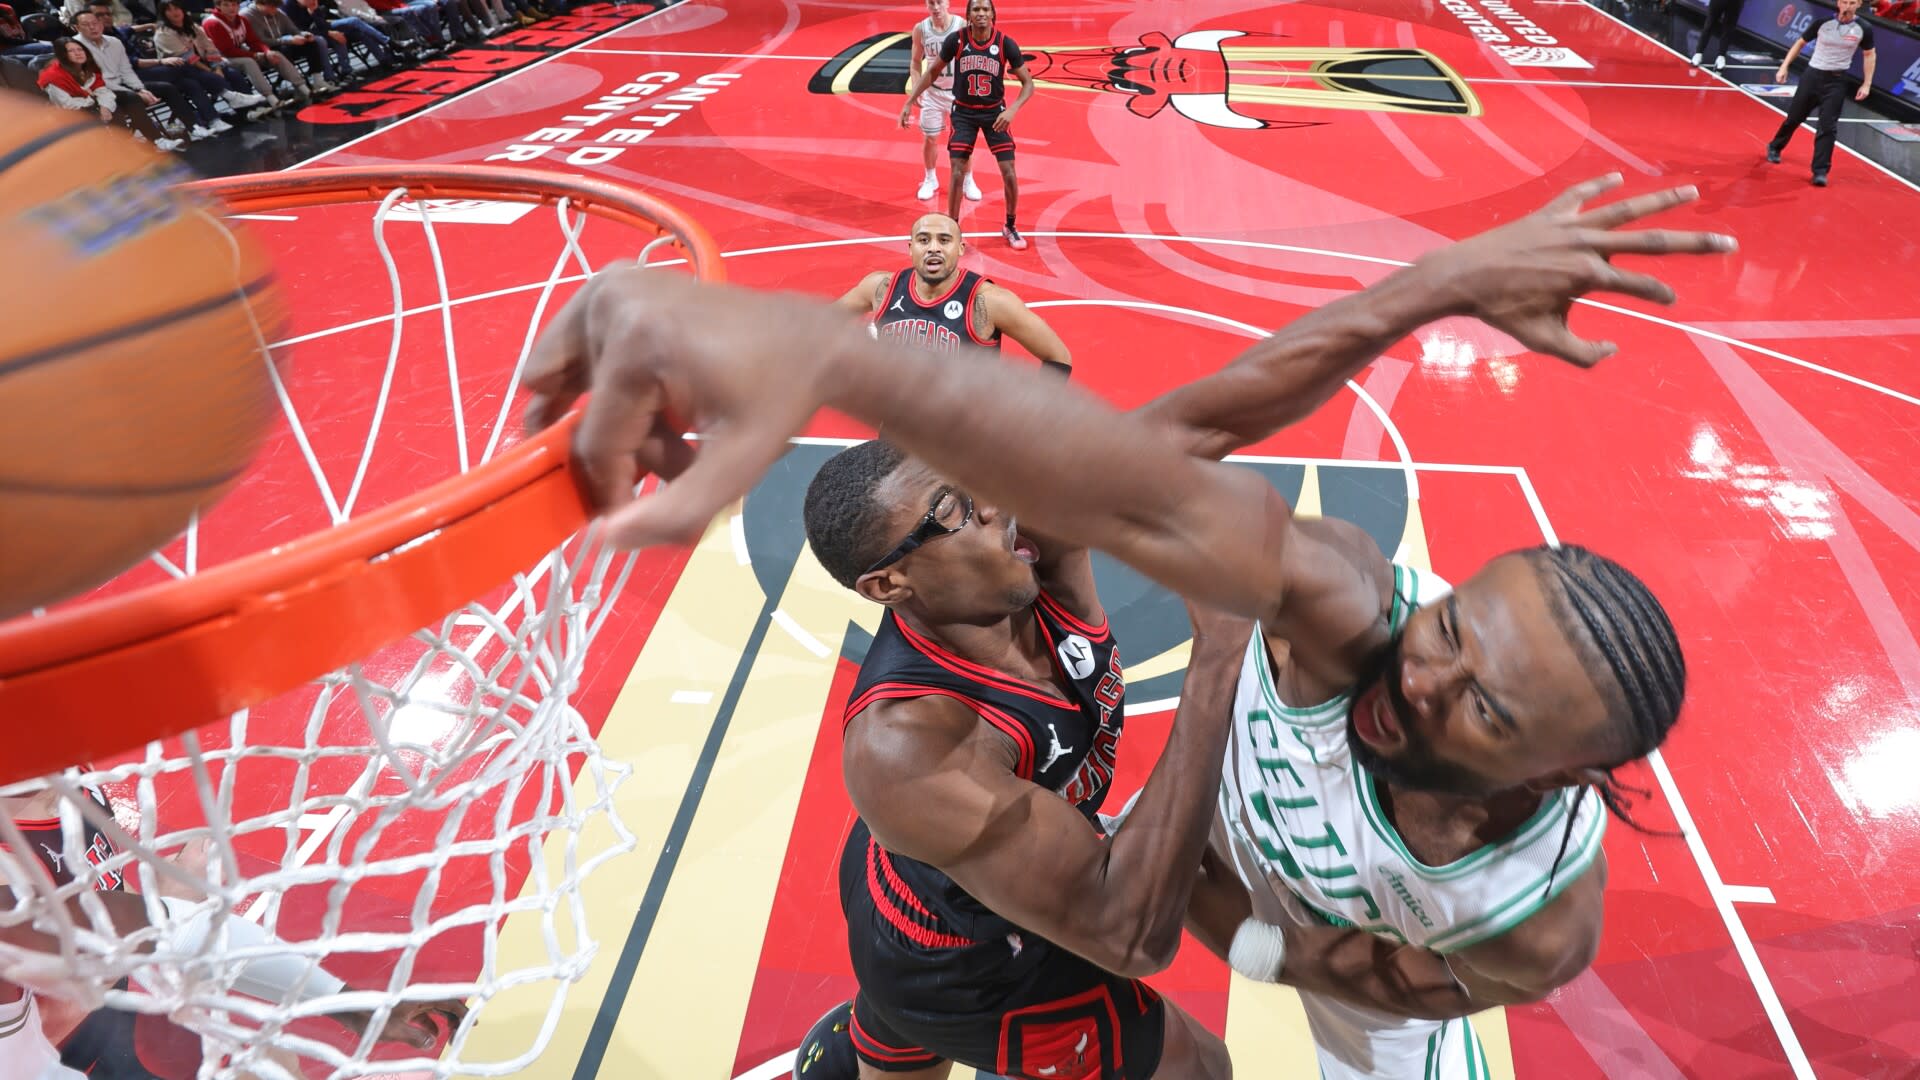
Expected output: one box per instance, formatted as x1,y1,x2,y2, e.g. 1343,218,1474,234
1354,763,1570,882
1424,801,1606,954
1258,564,1420,729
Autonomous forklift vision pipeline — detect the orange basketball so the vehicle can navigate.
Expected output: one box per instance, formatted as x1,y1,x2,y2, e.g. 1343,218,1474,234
0,94,287,619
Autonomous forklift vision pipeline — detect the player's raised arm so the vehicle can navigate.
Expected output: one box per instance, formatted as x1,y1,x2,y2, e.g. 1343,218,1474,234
524,176,1734,624
1137,175,1737,461
844,602,1250,978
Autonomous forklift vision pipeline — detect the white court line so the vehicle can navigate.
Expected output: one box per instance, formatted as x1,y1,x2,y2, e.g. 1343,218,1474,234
1516,466,1813,1078
571,47,833,60
1575,0,1920,196
729,513,751,565
288,0,685,170
229,213,300,221
1722,885,1779,904
1123,697,1180,716
771,608,831,658
669,689,713,705
734,1051,793,1080
1466,77,1739,89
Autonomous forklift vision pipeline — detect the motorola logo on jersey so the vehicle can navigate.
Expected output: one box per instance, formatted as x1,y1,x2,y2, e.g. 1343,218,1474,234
943,300,965,320
1057,634,1096,680
809,26,1480,128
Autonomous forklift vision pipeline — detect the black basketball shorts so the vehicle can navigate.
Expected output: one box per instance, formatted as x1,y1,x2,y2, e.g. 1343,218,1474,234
948,107,1016,161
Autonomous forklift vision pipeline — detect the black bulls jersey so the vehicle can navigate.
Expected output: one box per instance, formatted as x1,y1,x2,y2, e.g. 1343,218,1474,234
874,268,1000,353
941,28,1022,112
1,785,125,892
842,592,1124,949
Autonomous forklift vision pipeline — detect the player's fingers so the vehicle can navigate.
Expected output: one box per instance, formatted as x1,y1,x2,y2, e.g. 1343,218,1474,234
1596,266,1679,305
1508,314,1616,368
1585,227,1737,255
522,289,592,433
602,422,796,549
571,373,666,513
1575,184,1700,229
1542,172,1623,216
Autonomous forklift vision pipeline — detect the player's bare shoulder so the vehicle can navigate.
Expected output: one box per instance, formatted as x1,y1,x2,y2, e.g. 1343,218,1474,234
970,279,1005,339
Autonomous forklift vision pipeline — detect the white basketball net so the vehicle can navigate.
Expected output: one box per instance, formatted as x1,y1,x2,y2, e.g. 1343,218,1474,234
0,184,689,1078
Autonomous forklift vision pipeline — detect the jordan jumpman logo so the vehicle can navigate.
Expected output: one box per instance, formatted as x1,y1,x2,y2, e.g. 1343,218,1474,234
1041,723,1074,771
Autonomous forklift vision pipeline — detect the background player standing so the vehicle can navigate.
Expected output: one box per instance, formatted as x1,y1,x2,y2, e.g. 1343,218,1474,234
907,0,980,204
836,213,1071,374
901,0,1034,250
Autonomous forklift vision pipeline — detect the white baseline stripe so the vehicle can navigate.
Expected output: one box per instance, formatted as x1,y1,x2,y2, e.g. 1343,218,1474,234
1516,466,1812,1078
1722,885,1779,904
571,47,833,60
771,608,830,658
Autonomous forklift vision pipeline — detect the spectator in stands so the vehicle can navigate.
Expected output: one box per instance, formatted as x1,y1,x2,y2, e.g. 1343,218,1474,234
203,0,308,106
60,0,147,28
1691,0,1744,69
334,0,437,56
287,0,391,72
74,10,214,139
242,0,336,91
81,0,229,135
154,0,269,115
357,0,446,51
0,3,52,57
39,35,181,148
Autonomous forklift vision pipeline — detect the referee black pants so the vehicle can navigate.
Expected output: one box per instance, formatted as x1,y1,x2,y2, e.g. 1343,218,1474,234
1769,67,1849,174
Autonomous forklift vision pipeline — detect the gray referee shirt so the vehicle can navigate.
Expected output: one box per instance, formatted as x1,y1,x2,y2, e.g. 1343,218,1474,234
1803,15,1876,71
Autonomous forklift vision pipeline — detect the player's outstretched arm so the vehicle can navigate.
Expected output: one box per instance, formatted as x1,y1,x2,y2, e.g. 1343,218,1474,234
1137,176,1737,461
981,283,1071,374
844,602,1250,979
1182,847,1606,1021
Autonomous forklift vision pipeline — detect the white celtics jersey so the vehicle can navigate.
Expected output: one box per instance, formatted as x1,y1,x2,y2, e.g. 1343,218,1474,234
1219,564,1606,954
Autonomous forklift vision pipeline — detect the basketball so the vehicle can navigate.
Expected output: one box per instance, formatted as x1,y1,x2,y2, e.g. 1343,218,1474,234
0,94,287,620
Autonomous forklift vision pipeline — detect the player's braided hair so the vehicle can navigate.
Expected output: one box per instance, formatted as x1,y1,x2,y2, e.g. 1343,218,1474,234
803,440,911,590
1520,543,1688,892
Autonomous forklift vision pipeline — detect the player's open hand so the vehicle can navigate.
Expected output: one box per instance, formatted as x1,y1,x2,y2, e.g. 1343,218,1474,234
993,106,1017,132
1418,173,1737,367
898,105,912,128
524,268,849,549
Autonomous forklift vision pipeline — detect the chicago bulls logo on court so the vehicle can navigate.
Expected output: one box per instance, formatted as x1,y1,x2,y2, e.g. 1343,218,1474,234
808,28,1480,127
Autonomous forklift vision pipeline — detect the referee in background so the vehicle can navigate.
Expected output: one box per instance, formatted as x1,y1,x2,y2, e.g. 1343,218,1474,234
1765,0,1877,187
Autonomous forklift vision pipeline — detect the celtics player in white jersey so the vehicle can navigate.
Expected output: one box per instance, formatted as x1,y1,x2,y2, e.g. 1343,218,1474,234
525,175,1734,1078
907,0,980,203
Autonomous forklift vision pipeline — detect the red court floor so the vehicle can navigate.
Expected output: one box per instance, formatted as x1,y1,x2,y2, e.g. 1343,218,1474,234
126,0,1920,1075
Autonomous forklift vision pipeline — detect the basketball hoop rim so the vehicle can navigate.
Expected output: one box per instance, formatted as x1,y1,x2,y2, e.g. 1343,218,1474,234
0,164,724,788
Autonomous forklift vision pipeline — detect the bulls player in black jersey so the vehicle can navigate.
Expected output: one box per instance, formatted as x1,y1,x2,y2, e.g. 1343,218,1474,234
835,213,1071,375
789,440,1240,1078
901,0,1034,249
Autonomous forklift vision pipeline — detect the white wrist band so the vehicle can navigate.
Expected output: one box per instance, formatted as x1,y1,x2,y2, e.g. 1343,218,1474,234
1227,917,1287,983
160,897,347,1004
